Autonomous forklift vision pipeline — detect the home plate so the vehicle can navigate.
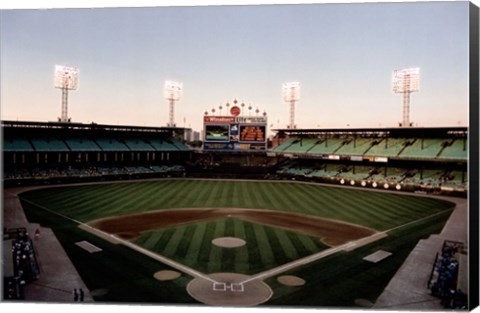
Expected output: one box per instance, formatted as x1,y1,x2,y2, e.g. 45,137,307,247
76,240,103,253
363,250,392,263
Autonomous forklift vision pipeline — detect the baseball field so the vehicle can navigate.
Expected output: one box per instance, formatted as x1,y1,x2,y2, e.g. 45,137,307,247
18,179,455,307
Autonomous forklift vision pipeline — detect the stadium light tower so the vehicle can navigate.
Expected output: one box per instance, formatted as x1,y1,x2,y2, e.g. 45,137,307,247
54,65,79,122
282,82,300,129
392,67,420,127
164,80,183,127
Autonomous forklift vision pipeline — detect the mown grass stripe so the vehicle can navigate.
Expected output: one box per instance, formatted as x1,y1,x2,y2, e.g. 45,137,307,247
153,228,176,252
183,221,207,266
238,182,255,208
285,231,310,257
173,180,202,208
163,226,187,257
243,222,261,272
208,218,226,273
252,222,276,268
264,227,288,264
174,224,196,259
273,228,299,260
233,219,249,273
197,221,216,272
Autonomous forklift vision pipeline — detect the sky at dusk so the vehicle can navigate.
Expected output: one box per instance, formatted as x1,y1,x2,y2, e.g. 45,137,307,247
0,0,472,135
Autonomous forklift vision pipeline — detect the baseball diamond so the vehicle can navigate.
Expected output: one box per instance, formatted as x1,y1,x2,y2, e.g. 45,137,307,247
14,179,457,306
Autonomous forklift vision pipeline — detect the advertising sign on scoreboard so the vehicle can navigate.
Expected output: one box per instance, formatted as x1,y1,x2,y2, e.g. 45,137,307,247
203,115,267,151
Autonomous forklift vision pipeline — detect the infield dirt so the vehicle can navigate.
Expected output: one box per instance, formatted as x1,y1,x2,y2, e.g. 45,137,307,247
86,207,378,246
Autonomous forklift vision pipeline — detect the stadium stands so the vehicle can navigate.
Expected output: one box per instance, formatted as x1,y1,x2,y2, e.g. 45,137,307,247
270,127,467,195
365,138,410,157
3,138,34,152
437,138,468,160
94,138,130,151
2,121,191,187
64,137,101,151
30,137,70,152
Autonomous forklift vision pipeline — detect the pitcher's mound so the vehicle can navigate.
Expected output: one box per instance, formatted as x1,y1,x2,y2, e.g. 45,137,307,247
187,273,272,306
212,237,246,248
154,270,181,281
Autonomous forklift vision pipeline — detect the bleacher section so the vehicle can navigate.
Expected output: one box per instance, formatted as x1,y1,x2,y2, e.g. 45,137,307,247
307,138,344,155
274,135,467,162
365,138,408,157
123,139,154,151
335,138,373,156
400,139,446,159
94,138,131,151
149,139,181,151
30,137,70,151
3,138,34,152
438,139,468,160
64,138,101,151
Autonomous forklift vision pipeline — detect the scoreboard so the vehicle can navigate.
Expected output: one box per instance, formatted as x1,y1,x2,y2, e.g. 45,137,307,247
203,116,267,151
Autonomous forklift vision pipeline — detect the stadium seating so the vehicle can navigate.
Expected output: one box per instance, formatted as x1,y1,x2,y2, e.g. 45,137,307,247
149,139,182,151
30,137,69,151
399,139,446,159
123,139,155,151
307,138,345,155
3,138,34,152
281,138,318,154
64,138,101,151
272,137,299,152
437,139,468,160
334,138,374,156
364,138,408,157
94,138,130,151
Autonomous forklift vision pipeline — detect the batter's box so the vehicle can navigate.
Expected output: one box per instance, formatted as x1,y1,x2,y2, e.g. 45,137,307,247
213,282,227,291
230,283,244,292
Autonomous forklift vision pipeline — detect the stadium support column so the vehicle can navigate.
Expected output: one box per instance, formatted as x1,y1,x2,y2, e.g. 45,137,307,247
169,98,175,128
61,87,68,122
402,90,410,128
289,100,295,129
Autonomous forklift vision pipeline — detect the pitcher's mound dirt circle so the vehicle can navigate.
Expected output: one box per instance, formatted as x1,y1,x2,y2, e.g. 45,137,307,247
212,237,246,248
187,273,272,306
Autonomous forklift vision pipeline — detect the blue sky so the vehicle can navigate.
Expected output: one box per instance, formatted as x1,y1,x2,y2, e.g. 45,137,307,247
0,1,472,134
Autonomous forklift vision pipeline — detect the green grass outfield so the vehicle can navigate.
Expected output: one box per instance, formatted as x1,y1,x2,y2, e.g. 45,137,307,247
19,179,455,307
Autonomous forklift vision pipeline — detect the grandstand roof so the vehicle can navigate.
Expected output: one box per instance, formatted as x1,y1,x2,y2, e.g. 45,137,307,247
273,126,467,138
1,120,190,134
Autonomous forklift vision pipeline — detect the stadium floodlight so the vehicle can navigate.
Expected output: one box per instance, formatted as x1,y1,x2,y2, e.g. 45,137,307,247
282,82,300,129
164,80,183,127
54,65,79,122
392,67,420,127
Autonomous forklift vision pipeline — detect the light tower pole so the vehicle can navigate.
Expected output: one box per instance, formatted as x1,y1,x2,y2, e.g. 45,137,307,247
164,80,183,127
282,82,300,129
393,67,420,127
54,65,79,122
